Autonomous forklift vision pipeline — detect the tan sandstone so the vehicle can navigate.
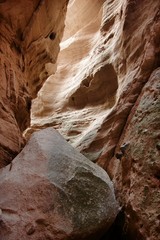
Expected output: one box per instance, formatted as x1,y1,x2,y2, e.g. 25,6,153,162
31,0,160,239
0,0,160,239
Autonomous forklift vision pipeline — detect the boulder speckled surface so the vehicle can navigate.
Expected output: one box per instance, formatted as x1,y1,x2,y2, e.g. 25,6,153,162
0,128,119,240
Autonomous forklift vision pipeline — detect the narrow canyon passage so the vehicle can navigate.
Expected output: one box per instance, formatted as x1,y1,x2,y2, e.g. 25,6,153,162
31,0,120,160
31,0,160,239
0,0,160,239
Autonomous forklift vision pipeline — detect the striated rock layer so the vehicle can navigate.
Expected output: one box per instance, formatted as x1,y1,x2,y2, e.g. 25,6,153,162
0,0,68,167
32,0,160,165
0,0,159,239
31,0,160,239
0,128,119,240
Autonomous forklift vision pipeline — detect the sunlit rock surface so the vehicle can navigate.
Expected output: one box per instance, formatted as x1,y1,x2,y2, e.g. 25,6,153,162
0,128,119,240
31,0,160,238
1,0,160,238
0,0,68,167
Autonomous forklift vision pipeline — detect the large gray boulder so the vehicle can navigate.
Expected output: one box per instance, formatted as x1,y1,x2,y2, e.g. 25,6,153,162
0,128,119,240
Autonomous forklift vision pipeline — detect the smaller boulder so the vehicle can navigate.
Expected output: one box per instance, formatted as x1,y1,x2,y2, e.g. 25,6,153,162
0,128,119,240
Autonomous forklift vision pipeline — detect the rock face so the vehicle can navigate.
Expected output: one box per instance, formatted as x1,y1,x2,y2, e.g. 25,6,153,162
30,0,160,239
0,0,68,167
31,0,160,166
0,128,119,240
113,68,160,240
1,0,160,239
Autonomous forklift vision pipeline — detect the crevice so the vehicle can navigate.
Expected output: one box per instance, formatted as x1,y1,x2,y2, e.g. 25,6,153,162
22,0,45,41
48,32,56,40
101,209,126,240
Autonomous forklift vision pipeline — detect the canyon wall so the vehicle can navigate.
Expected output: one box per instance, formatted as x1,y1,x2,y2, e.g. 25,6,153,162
31,0,160,239
31,0,160,167
0,0,68,167
0,0,160,239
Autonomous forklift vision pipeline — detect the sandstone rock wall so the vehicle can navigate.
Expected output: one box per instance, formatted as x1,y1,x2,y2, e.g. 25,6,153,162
31,0,160,238
1,0,160,238
113,68,160,240
0,0,68,167
32,0,160,166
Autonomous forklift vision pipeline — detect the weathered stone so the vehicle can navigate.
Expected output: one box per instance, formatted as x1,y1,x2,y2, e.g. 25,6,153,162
28,1,160,239
0,128,119,240
0,0,68,167
113,68,160,240
1,0,160,239
31,0,160,169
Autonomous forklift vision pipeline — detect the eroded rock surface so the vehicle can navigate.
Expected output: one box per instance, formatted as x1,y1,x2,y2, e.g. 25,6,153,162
0,128,119,240
1,0,160,239
0,0,68,167
31,0,160,166
112,68,160,240
30,0,160,239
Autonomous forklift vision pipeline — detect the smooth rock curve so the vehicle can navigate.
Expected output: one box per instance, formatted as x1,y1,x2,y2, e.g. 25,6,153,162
0,128,119,240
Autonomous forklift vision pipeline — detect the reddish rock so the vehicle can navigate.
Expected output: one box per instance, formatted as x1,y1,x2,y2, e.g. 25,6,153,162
0,0,160,239
0,128,119,240
0,0,68,167
112,68,160,240
31,0,160,168
29,1,160,239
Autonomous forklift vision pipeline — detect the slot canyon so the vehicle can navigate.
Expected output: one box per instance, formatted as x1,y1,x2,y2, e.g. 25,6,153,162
0,0,160,239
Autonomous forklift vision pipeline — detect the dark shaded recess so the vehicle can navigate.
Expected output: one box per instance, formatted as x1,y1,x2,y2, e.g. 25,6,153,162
101,207,146,240
100,209,127,240
26,97,32,111
16,28,23,41
0,144,18,167
14,95,31,132
154,171,160,181
115,152,123,160
69,63,118,109
10,41,21,54
49,32,56,40
101,16,115,32
109,205,147,240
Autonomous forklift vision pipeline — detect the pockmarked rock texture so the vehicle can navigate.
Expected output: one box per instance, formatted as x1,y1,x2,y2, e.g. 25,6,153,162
0,0,68,167
112,68,160,240
0,128,119,240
